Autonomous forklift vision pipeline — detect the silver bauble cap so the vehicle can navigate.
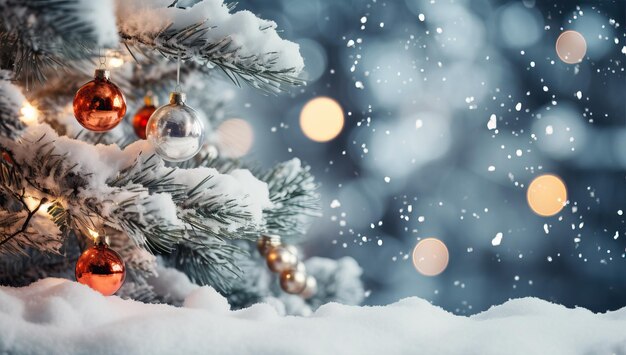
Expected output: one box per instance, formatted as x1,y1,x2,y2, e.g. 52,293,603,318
169,92,187,105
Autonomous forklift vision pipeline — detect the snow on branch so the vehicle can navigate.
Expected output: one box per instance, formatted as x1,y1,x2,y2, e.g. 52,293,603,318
0,0,304,92
259,158,321,237
0,71,26,139
0,0,118,83
0,117,272,289
110,153,271,237
183,156,321,238
110,152,273,291
117,0,305,93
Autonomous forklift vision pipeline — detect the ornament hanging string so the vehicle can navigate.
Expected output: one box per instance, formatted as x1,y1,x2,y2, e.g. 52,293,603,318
98,48,106,69
175,53,181,92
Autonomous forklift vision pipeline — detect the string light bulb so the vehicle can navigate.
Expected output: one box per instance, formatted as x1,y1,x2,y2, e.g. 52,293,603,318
20,102,39,125
106,50,125,68
87,228,100,242
23,195,52,215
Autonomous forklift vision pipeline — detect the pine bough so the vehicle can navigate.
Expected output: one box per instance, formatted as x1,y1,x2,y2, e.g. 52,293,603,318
0,0,363,313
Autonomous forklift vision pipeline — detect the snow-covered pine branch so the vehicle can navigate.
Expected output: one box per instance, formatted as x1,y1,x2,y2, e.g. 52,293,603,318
0,122,277,286
0,0,304,92
259,158,322,236
180,153,322,239
0,0,118,84
0,73,322,294
0,71,26,138
117,0,305,93
0,0,332,308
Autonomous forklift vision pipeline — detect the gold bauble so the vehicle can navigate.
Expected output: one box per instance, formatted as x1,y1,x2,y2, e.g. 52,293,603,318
279,269,307,294
257,234,281,256
266,246,298,273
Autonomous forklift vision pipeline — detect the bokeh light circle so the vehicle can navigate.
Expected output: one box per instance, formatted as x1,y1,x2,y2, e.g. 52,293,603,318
300,97,344,142
527,174,567,217
499,3,543,49
363,112,451,179
570,9,613,60
556,31,587,64
297,38,327,82
412,238,449,277
532,104,587,160
217,118,254,158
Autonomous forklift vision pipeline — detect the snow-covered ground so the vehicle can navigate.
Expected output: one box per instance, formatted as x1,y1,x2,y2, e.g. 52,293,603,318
1,278,625,354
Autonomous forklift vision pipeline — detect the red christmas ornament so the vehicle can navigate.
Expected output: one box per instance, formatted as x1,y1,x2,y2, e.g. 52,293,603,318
132,95,158,139
75,234,126,296
73,69,126,132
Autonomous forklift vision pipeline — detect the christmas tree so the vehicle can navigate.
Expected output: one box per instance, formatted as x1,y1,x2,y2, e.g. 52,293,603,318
0,0,363,315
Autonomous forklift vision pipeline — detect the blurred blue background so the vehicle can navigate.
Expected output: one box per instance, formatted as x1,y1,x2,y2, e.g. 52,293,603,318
212,0,626,314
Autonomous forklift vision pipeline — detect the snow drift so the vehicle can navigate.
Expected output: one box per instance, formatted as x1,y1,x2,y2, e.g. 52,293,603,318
0,278,625,354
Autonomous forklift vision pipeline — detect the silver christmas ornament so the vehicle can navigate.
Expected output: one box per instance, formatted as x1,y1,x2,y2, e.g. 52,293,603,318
279,269,308,294
146,92,205,162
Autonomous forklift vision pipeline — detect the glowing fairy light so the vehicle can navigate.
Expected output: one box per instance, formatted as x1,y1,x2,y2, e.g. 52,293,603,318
527,174,567,217
87,228,100,242
23,196,53,215
108,57,124,68
23,196,39,211
412,238,449,276
217,118,254,158
106,50,125,68
39,201,52,215
556,31,586,64
20,102,39,125
299,97,344,142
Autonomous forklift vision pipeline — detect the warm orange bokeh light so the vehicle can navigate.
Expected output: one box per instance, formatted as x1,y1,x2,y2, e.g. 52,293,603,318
217,118,254,158
527,174,567,217
556,30,586,64
412,238,449,277
299,97,344,142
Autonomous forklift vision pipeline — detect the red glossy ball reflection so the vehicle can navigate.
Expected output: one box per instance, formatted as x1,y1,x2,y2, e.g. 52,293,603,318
75,244,126,296
132,104,156,139
73,71,126,132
